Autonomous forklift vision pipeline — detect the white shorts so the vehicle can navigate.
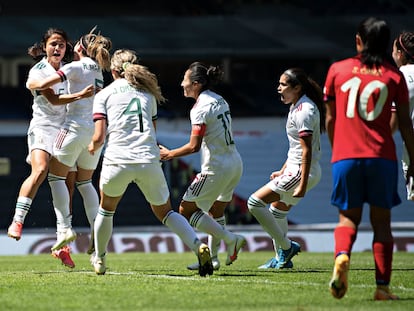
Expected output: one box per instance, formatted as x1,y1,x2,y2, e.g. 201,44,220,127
183,160,243,212
26,126,60,164
266,161,321,206
53,127,102,170
99,162,170,206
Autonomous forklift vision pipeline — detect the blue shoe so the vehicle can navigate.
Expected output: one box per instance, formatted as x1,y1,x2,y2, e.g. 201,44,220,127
258,257,294,269
279,259,293,269
258,257,278,269
276,241,300,268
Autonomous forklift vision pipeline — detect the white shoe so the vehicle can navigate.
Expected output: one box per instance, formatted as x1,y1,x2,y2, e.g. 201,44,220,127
212,257,220,270
187,256,220,271
226,234,246,265
90,254,106,275
51,228,77,251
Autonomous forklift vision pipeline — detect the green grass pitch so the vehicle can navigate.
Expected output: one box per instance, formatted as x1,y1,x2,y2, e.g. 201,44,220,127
0,251,413,311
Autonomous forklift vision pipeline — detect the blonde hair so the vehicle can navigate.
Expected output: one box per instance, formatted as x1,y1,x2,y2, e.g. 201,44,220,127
111,49,139,77
79,26,112,71
124,64,166,103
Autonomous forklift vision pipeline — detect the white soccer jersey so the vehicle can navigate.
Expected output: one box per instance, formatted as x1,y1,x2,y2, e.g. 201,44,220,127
286,95,321,165
26,57,67,132
58,57,104,129
399,64,414,172
93,78,159,165
190,90,241,173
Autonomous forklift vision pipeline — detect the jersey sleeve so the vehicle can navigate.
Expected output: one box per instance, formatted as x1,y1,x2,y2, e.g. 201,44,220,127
59,61,81,83
190,104,207,125
296,103,316,137
92,87,108,121
323,63,337,102
394,73,410,107
151,96,158,121
26,61,47,88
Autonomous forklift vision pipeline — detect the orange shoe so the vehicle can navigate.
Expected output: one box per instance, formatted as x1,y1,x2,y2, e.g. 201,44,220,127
7,221,23,241
52,246,75,268
374,286,399,301
330,254,350,299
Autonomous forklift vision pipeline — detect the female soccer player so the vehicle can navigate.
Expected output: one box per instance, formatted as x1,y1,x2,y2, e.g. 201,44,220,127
26,27,112,253
159,62,246,269
324,17,414,300
247,67,325,269
391,31,414,200
7,27,94,268
88,50,213,276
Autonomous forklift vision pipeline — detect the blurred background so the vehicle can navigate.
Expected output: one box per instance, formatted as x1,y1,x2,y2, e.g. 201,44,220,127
1,0,414,230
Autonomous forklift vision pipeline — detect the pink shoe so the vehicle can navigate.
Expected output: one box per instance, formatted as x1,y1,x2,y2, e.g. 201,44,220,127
7,221,23,241
52,246,75,268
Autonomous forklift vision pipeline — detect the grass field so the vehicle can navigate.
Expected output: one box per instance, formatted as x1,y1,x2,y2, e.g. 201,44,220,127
0,251,413,311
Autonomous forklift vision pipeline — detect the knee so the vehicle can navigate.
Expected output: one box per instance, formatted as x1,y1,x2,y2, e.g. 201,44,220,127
247,195,266,211
30,165,48,183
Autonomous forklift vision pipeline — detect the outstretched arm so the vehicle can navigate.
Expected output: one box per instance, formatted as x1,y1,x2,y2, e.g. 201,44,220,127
159,124,204,160
41,84,95,105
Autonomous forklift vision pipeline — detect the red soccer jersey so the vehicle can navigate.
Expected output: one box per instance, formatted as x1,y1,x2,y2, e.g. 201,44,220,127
323,55,409,162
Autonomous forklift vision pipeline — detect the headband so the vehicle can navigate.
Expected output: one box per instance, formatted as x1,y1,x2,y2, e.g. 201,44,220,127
399,34,414,60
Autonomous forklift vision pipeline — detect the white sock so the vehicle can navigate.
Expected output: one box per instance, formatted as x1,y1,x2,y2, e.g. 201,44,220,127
94,207,115,258
13,196,32,224
209,216,225,258
189,210,234,244
48,174,71,229
269,205,289,257
163,210,201,253
247,195,290,249
76,180,99,230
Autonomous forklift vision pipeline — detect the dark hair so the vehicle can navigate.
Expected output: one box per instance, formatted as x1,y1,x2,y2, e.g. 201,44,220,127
357,17,390,68
283,67,326,133
187,62,223,91
395,31,414,63
27,27,73,63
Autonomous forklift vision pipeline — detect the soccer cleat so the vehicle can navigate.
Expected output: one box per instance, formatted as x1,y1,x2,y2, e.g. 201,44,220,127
374,286,399,301
187,256,220,271
330,253,350,299
7,221,23,241
226,234,247,265
197,243,213,277
90,254,106,275
258,257,293,269
51,245,75,268
51,228,77,251
276,241,301,268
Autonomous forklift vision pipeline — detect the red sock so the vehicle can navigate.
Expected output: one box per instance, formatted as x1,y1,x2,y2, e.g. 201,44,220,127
334,226,357,258
373,241,393,285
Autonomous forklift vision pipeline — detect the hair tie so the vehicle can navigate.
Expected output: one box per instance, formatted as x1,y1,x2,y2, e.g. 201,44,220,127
122,62,131,71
